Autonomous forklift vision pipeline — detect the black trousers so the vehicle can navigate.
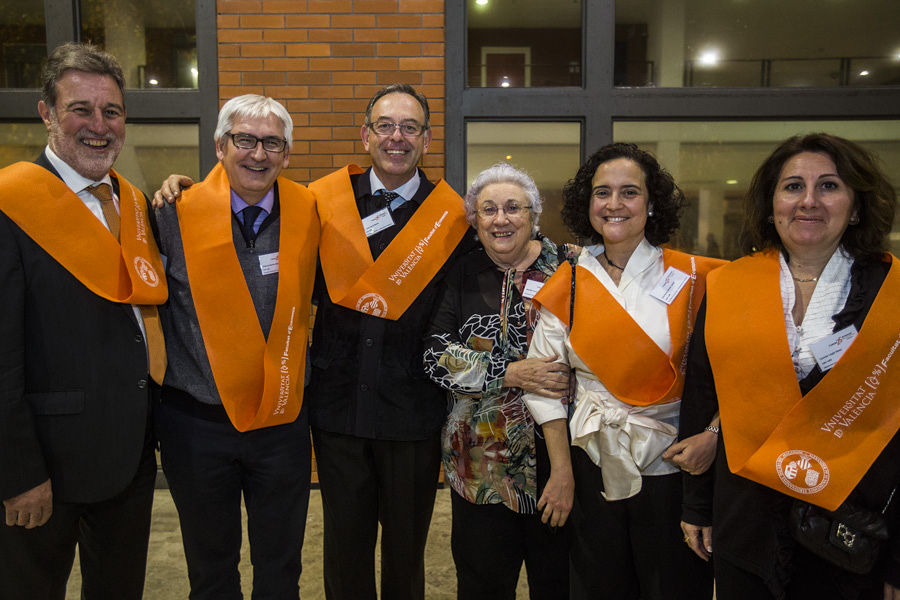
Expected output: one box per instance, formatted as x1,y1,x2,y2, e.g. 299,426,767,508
312,427,441,600
156,399,312,600
450,489,569,600
568,448,713,600
0,429,156,600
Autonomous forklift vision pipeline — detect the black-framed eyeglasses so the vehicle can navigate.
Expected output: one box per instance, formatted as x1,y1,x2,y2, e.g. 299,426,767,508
367,120,427,138
225,132,288,153
475,203,533,219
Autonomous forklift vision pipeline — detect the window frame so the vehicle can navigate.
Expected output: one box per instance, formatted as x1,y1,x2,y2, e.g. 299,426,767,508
445,0,900,191
0,0,218,175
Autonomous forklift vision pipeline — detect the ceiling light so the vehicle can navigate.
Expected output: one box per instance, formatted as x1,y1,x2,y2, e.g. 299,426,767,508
148,78,159,86
500,75,511,88
859,70,870,76
190,67,198,76
506,155,512,160
476,0,488,5
726,179,738,185
698,50,719,67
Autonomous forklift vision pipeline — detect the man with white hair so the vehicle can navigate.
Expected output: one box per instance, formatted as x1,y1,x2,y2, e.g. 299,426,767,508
152,94,319,599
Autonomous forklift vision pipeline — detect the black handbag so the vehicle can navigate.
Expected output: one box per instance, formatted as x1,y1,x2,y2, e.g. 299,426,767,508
789,488,895,574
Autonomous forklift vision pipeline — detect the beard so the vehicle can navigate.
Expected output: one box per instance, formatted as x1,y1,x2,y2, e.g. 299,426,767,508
48,123,123,180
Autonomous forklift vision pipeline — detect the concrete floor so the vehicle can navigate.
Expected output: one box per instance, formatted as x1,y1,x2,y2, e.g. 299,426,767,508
64,487,531,599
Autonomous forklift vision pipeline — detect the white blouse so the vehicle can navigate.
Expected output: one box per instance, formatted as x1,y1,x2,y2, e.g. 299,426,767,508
780,248,854,380
524,239,683,501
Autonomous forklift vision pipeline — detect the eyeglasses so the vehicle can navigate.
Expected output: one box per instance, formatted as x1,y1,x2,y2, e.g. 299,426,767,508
475,203,533,219
225,132,288,153
367,120,427,138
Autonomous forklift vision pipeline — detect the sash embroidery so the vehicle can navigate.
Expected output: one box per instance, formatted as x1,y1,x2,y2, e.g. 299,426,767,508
0,162,167,305
310,165,469,320
177,163,319,432
707,250,900,510
533,249,724,406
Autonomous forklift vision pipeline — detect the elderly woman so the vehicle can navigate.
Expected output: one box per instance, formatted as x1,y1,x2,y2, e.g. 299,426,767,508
424,163,573,599
523,143,721,599
680,133,900,600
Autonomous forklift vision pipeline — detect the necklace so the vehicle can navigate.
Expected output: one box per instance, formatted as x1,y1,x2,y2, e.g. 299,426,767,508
792,275,818,283
603,251,625,271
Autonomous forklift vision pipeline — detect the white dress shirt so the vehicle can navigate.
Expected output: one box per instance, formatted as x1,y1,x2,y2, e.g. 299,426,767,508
524,239,682,500
780,248,854,380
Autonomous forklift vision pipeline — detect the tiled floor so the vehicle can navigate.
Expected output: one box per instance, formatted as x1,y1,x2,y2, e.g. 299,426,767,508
64,487,531,599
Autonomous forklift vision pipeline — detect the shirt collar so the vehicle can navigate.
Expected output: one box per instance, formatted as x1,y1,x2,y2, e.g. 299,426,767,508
368,169,420,210
44,145,113,195
230,186,275,215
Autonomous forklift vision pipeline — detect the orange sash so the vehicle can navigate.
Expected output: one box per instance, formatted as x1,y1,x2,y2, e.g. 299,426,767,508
309,165,468,320
534,249,724,406
0,162,167,304
177,163,319,432
706,251,900,510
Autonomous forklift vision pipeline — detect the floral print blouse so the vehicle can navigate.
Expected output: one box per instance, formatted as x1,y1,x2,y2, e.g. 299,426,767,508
424,236,568,513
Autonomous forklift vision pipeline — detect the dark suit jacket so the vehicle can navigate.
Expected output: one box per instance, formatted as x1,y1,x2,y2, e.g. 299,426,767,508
307,167,478,440
0,152,152,504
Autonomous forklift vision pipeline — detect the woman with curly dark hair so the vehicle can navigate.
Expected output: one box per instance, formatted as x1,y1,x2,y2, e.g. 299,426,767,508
680,133,900,599
523,143,722,599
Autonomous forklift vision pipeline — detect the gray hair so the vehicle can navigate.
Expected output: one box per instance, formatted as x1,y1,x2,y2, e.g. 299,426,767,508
214,94,294,151
364,84,430,130
464,163,543,234
41,42,126,110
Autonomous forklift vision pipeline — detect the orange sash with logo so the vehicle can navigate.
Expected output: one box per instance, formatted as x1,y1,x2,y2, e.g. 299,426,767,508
534,249,724,406
706,250,900,510
0,162,167,304
177,163,319,432
309,165,468,320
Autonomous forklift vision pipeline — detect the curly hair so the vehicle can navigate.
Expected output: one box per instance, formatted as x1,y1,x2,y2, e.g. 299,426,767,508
740,133,896,262
561,143,683,245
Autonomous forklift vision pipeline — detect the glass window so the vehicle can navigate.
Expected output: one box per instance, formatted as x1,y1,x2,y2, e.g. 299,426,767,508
80,0,198,89
615,0,900,88
613,120,900,258
0,122,200,194
0,2,46,88
467,0,582,88
467,121,581,243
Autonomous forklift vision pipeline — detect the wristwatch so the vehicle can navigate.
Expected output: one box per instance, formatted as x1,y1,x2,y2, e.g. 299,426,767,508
704,425,720,435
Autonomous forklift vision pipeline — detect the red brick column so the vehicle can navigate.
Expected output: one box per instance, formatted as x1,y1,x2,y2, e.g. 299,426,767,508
217,0,446,184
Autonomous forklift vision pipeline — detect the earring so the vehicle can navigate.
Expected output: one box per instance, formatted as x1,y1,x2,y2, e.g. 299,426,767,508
648,205,655,217
767,215,775,224
849,215,859,225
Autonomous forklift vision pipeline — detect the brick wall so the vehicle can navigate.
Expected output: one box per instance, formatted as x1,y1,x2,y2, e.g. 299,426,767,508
217,0,446,185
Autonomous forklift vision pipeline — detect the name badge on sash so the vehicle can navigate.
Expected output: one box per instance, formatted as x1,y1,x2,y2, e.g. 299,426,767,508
362,207,394,237
522,278,544,300
650,266,690,305
258,252,279,275
810,324,858,372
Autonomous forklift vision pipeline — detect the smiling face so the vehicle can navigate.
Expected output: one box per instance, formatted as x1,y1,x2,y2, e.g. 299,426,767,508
588,158,649,251
773,151,855,259
38,70,125,180
216,113,290,205
361,92,431,190
475,182,534,268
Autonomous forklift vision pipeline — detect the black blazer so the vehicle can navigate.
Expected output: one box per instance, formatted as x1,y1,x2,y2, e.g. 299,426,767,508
0,153,152,504
307,168,478,440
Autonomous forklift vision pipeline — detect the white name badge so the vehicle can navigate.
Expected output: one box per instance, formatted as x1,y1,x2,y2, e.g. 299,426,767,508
810,324,858,372
362,207,395,237
521,278,545,300
258,252,279,276
649,266,690,305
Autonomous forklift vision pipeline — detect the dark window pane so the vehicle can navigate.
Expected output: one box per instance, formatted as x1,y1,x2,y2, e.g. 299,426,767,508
0,1,46,88
615,0,900,88
467,0,582,88
80,0,197,89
